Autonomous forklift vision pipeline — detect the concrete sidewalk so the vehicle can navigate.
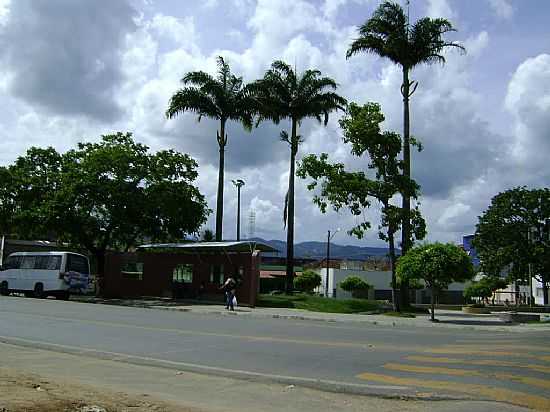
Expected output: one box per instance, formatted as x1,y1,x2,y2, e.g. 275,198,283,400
72,296,550,332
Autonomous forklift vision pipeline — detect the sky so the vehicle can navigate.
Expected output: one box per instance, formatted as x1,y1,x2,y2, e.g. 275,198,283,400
0,0,549,248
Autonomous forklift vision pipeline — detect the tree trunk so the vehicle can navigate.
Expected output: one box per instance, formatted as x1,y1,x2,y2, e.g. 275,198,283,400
430,285,435,322
285,119,297,294
388,226,400,312
400,67,412,309
94,250,106,297
215,119,227,242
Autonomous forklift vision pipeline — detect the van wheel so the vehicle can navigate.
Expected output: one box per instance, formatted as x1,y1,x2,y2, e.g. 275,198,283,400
0,281,9,296
33,283,45,299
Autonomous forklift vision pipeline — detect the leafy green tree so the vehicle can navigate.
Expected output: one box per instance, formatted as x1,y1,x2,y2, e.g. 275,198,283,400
464,276,508,305
201,229,215,242
396,243,474,321
339,276,371,299
166,56,254,241
298,102,426,311
473,187,550,305
294,270,322,294
2,132,209,276
346,1,464,305
252,61,347,293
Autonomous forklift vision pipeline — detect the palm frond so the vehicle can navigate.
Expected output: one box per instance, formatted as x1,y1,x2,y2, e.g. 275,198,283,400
165,87,219,120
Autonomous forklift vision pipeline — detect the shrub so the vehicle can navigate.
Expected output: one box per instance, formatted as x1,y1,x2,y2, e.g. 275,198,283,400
293,270,322,293
339,276,371,298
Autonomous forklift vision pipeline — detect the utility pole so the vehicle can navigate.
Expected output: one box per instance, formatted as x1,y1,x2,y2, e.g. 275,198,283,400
232,179,245,241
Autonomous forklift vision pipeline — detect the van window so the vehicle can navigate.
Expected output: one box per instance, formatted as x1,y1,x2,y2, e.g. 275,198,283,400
21,256,37,269
67,254,89,274
4,255,22,269
35,256,62,270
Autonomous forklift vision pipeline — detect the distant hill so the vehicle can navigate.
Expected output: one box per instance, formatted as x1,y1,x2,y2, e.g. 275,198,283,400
250,237,397,260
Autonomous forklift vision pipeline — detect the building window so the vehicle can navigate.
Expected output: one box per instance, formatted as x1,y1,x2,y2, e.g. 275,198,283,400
174,264,193,283
209,265,224,284
121,261,144,280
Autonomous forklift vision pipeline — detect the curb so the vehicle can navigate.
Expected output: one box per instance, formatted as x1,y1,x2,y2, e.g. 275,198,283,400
0,335,474,403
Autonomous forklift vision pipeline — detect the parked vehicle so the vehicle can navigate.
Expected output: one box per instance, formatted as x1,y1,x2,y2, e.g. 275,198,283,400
0,251,90,299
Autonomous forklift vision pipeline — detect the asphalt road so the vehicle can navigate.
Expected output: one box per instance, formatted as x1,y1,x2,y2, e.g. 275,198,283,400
1,296,549,410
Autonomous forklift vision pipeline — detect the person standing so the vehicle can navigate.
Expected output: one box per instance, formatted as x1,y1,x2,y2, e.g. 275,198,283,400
220,276,237,311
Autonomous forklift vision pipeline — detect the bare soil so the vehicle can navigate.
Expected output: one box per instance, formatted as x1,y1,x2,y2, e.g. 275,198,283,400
0,367,199,412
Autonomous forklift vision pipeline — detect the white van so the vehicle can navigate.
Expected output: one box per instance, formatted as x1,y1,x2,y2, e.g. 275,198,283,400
0,251,90,299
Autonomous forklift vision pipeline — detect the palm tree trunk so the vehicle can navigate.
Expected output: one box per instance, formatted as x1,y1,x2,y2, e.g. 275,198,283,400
400,67,411,308
215,119,227,242
285,119,297,293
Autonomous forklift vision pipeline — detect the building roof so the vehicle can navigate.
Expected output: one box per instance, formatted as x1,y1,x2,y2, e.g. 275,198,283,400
137,241,278,254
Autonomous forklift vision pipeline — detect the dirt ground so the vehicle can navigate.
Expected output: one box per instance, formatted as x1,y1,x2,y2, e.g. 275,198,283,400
0,367,200,412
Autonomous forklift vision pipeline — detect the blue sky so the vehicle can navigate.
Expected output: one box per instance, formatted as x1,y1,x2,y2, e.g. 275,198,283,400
0,0,549,247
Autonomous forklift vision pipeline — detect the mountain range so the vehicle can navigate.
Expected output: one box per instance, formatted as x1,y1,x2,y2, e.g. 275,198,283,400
249,237,396,260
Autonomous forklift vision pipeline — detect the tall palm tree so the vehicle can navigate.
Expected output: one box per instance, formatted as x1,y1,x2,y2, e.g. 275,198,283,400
253,61,347,292
166,56,253,241
346,1,464,305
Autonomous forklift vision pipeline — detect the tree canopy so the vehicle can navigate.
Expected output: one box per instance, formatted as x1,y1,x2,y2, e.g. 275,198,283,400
473,187,550,304
298,102,425,310
0,132,210,274
396,242,474,320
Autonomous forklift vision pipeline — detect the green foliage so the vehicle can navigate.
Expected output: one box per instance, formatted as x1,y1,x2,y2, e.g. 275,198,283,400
251,60,346,292
166,56,255,241
463,281,492,301
339,276,371,292
0,133,209,274
397,242,474,320
257,294,381,314
293,270,322,293
201,229,215,242
397,243,475,289
346,1,465,70
473,187,550,304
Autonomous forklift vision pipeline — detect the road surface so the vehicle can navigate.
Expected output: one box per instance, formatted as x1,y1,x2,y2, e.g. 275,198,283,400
1,296,549,410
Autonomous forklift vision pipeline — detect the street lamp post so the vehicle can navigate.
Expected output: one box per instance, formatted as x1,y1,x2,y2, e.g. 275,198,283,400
325,228,340,298
232,179,245,241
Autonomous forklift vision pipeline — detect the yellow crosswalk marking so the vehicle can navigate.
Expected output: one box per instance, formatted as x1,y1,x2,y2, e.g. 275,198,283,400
406,355,550,374
384,363,550,391
356,372,550,411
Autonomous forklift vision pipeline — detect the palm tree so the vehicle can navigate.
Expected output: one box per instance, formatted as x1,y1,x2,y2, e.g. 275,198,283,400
166,56,253,241
253,61,347,293
346,1,464,305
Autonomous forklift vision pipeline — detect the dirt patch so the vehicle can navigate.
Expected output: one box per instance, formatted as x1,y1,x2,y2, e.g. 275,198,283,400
0,367,199,412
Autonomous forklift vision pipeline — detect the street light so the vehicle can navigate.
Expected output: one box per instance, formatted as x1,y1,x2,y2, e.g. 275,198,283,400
232,179,245,241
325,228,340,298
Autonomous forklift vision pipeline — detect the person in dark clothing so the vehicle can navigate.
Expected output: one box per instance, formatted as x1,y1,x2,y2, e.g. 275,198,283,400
220,276,237,311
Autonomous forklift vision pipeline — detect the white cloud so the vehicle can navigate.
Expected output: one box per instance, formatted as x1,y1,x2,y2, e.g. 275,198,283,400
487,0,514,20
425,0,456,20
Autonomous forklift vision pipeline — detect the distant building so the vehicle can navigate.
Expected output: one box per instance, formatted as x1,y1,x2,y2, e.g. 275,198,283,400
462,235,480,268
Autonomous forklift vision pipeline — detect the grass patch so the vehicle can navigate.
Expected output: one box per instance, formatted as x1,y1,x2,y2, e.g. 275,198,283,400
257,293,381,314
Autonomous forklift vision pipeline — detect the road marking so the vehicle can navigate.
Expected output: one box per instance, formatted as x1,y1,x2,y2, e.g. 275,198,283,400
356,372,550,411
384,363,550,390
0,311,416,352
425,347,548,361
442,344,550,353
406,355,550,374
0,337,409,393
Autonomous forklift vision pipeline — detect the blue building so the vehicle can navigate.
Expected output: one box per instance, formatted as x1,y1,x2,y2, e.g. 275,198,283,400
462,235,480,268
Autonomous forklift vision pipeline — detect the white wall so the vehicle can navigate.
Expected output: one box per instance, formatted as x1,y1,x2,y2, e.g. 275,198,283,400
316,268,392,299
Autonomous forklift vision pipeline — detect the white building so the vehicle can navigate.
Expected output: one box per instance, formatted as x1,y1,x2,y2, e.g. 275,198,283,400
315,267,471,304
